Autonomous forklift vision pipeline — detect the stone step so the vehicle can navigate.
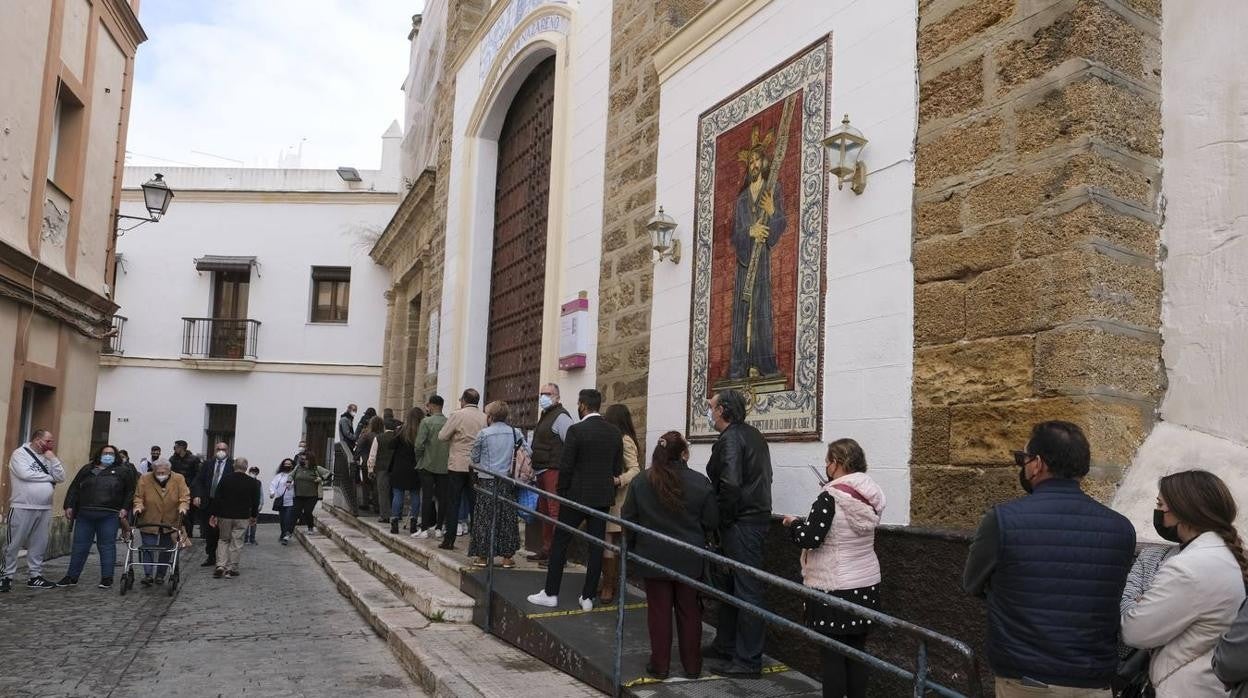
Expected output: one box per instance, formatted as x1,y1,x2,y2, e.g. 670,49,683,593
313,510,476,623
323,503,468,590
297,529,598,698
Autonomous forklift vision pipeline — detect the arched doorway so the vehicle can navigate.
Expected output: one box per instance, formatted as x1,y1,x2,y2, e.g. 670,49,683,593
485,56,556,430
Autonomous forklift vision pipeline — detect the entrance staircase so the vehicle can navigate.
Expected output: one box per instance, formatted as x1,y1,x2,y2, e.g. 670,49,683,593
299,499,821,697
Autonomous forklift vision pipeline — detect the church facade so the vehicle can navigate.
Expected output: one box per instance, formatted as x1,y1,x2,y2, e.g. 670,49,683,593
375,0,1246,535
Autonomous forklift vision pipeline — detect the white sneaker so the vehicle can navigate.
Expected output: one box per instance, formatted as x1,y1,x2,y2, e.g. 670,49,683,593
430,528,443,539
457,523,468,536
526,590,558,607
578,596,594,612
410,530,423,538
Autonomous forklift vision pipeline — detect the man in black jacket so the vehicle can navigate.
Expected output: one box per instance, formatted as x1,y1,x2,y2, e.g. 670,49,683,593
192,441,232,568
169,440,201,539
703,389,772,677
208,457,261,579
527,388,622,611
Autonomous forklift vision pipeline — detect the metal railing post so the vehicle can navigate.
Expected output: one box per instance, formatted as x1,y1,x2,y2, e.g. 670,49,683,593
484,474,499,634
913,640,929,698
613,535,627,698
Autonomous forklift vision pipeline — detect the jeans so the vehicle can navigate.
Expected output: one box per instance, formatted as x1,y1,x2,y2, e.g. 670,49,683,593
278,504,296,537
391,488,420,521
441,472,472,547
66,510,121,580
711,521,769,671
542,505,609,599
244,524,257,543
140,532,174,578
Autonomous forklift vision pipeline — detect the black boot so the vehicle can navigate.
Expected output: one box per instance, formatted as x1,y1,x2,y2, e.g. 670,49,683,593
390,519,400,535
409,517,419,534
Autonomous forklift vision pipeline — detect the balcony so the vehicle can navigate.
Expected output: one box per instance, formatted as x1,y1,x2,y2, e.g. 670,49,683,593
102,315,126,355
181,317,260,370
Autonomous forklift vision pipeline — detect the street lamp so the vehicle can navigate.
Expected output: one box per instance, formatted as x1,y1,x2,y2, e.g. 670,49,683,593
822,114,868,195
646,206,681,264
116,173,175,234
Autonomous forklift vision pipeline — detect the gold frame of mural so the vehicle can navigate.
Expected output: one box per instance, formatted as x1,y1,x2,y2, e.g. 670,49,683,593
686,35,830,443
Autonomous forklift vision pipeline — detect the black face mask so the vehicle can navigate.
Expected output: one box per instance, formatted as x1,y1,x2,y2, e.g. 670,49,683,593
1018,465,1034,494
1153,509,1181,543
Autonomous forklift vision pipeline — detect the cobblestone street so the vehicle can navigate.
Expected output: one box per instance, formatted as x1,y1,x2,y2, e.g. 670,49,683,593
0,524,424,697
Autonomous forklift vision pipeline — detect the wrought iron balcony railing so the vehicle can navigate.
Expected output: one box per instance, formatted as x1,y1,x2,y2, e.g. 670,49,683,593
102,315,127,355
181,317,260,360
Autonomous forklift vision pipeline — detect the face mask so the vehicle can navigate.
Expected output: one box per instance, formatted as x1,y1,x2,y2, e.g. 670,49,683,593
1153,508,1181,543
705,408,716,430
155,474,170,483
100,454,116,466
215,450,227,460
298,447,305,454
1018,465,1034,494
538,395,553,411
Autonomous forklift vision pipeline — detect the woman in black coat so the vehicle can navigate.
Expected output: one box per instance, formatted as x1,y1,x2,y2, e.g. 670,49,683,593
388,407,424,533
622,431,718,681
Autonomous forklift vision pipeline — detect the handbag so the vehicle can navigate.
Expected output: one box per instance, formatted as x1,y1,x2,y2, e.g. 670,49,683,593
1114,648,1154,698
511,428,534,482
516,487,540,524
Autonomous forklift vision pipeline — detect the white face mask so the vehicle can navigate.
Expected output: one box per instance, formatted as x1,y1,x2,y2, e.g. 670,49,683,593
155,474,170,483
538,394,553,411
705,407,716,430
215,450,227,460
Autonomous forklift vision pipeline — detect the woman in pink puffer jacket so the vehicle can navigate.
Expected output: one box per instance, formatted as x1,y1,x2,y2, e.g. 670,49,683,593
782,438,885,698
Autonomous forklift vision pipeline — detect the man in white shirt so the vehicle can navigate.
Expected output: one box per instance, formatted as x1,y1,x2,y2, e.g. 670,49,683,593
137,445,161,476
2,428,67,591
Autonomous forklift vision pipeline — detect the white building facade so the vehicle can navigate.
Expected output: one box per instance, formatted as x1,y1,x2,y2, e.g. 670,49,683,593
95,139,398,482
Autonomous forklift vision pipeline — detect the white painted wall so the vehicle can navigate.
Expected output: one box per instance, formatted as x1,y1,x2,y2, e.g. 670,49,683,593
649,0,918,523
95,160,399,484
438,0,611,401
1114,0,1248,541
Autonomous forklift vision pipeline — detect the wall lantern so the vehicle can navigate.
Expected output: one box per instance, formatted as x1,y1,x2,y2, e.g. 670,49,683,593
116,173,176,235
646,206,681,264
822,114,868,195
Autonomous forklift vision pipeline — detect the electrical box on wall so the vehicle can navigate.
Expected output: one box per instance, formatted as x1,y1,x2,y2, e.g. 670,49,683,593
559,293,589,370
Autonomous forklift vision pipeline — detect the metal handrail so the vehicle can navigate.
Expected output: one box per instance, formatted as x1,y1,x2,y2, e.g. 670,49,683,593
470,464,982,698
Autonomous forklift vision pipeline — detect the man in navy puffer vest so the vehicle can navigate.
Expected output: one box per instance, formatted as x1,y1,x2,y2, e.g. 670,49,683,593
963,421,1135,697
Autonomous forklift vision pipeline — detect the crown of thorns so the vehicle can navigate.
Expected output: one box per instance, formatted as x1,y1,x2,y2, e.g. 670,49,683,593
737,124,775,164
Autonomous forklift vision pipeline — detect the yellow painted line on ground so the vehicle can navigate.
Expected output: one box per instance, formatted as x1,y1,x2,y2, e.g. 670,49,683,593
525,602,648,619
622,664,791,687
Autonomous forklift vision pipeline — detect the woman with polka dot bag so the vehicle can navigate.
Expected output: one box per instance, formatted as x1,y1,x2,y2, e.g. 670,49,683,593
782,438,886,698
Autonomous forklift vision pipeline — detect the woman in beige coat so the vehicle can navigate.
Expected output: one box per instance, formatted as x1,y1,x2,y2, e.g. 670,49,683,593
599,404,641,604
1121,470,1248,697
131,459,190,586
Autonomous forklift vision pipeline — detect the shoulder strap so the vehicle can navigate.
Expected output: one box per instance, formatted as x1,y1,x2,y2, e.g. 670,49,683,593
22,447,49,475
831,483,875,512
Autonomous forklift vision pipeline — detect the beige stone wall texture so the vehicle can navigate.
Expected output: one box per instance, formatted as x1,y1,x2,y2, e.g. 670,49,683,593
912,0,1163,528
595,0,708,445
376,0,489,415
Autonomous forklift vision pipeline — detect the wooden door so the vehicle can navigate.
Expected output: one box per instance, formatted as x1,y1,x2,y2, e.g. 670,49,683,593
211,271,250,358
485,57,555,431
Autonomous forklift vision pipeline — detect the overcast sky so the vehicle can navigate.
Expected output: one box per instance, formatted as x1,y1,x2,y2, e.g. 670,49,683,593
126,0,420,170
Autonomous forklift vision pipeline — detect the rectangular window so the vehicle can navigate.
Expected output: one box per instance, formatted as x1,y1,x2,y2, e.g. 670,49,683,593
310,266,351,323
48,81,84,190
205,403,237,454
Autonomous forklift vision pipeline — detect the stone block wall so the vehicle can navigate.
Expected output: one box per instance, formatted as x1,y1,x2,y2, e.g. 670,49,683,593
911,0,1163,528
595,0,708,443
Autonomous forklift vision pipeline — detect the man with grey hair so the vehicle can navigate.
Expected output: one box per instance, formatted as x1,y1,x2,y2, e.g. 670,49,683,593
703,389,773,677
2,428,66,592
207,457,260,579
528,382,574,564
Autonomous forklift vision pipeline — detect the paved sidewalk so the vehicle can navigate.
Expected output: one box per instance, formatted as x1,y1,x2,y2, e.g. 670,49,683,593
0,525,425,698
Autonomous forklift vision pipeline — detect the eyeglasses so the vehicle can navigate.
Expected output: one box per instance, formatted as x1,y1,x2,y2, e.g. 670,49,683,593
1012,450,1036,467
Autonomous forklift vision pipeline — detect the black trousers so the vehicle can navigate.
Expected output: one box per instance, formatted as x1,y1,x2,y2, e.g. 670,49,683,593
543,505,609,599
821,634,867,698
294,496,318,530
184,504,198,539
200,506,219,562
419,471,448,531
711,521,769,671
440,472,471,546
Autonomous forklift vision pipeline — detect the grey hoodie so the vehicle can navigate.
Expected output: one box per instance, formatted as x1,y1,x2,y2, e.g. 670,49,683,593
8,444,66,510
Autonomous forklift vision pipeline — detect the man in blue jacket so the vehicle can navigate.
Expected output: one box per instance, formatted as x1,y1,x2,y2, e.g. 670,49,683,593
963,421,1135,697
